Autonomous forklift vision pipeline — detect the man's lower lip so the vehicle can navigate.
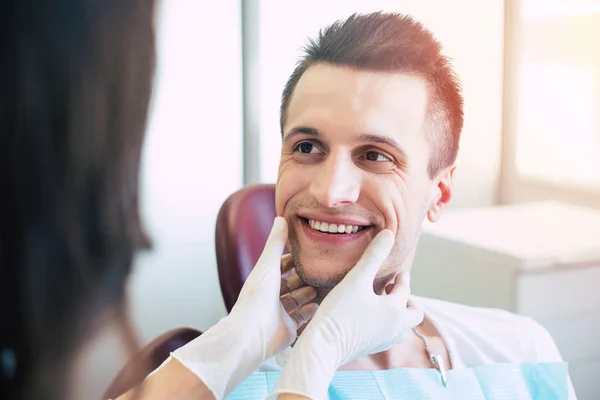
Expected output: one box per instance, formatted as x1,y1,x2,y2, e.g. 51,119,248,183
299,218,370,244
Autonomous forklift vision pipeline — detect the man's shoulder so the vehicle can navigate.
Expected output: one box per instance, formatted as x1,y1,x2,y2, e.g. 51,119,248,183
414,295,534,329
413,296,563,364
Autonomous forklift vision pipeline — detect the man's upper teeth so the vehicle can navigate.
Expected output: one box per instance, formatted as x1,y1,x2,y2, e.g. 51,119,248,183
309,219,360,234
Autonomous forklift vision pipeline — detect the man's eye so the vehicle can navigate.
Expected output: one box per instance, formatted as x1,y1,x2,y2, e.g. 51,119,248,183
364,151,391,162
294,142,319,154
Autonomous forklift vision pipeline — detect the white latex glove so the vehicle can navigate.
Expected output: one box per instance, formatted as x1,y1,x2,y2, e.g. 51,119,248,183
270,229,424,400
171,217,317,400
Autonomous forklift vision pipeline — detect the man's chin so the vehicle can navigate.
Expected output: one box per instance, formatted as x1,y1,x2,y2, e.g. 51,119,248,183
296,261,398,299
294,264,348,305
295,263,348,288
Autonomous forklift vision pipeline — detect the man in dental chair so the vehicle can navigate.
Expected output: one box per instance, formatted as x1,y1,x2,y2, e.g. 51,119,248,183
261,11,577,399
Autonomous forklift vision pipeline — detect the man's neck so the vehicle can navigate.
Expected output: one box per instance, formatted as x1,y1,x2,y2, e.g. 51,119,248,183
314,288,332,305
338,314,451,371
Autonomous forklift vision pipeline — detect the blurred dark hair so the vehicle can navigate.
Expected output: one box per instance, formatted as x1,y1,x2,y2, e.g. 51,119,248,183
0,0,156,399
280,12,464,178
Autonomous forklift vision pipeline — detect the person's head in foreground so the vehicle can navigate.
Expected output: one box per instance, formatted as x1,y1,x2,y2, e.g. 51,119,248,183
276,12,464,293
0,1,156,399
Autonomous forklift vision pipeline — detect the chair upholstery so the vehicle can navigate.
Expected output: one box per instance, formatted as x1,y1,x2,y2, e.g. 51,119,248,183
103,327,201,399
215,184,277,312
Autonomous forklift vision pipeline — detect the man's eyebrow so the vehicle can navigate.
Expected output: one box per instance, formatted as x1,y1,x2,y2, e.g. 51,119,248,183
357,133,408,159
283,126,320,143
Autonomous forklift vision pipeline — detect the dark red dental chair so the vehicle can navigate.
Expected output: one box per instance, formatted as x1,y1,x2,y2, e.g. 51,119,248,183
102,327,202,399
215,184,278,312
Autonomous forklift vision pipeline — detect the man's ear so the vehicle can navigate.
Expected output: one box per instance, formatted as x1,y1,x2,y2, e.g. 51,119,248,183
427,165,456,223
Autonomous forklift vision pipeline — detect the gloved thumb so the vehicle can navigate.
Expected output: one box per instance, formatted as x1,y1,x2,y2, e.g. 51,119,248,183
341,229,395,287
254,217,288,272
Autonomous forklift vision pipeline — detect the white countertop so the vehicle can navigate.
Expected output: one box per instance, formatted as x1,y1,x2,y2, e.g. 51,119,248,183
422,201,600,269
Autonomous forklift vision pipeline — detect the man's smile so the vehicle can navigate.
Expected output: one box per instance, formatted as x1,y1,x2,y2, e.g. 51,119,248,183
296,213,375,246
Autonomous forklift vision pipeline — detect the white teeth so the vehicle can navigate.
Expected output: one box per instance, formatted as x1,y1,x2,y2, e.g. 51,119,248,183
307,219,364,234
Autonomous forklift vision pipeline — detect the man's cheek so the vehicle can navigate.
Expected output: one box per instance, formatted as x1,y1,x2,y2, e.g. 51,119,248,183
277,174,312,216
365,179,404,235
275,182,289,217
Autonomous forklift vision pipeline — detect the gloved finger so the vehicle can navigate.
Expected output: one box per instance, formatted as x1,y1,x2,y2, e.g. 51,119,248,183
255,217,288,272
340,229,395,288
280,268,305,296
281,285,317,313
288,302,319,329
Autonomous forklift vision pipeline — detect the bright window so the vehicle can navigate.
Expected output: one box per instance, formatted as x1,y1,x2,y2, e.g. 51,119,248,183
504,0,600,199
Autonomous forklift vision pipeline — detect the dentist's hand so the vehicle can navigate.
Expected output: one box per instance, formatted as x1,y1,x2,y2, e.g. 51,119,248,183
226,217,318,355
171,217,318,400
279,254,319,337
271,229,424,400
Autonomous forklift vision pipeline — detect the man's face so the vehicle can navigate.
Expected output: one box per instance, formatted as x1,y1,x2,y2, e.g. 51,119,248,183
276,63,454,292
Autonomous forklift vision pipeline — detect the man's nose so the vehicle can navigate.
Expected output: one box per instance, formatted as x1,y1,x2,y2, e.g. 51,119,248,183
308,151,360,208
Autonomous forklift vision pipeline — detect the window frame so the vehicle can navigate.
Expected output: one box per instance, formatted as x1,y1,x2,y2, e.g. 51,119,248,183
500,0,600,209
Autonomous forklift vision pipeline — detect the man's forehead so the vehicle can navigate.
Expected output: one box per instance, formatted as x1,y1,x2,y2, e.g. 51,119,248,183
284,64,430,142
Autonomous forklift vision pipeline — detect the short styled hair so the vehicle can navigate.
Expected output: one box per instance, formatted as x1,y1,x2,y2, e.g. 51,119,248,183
280,12,464,177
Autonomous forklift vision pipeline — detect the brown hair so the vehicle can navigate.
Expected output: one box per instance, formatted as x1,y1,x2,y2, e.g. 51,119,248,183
280,12,464,178
0,0,156,399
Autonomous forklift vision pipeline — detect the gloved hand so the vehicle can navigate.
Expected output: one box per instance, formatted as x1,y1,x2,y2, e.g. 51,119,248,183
171,217,318,399
270,229,424,400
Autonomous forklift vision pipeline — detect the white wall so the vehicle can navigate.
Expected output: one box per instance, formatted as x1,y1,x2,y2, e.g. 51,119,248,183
128,0,243,344
255,0,506,209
